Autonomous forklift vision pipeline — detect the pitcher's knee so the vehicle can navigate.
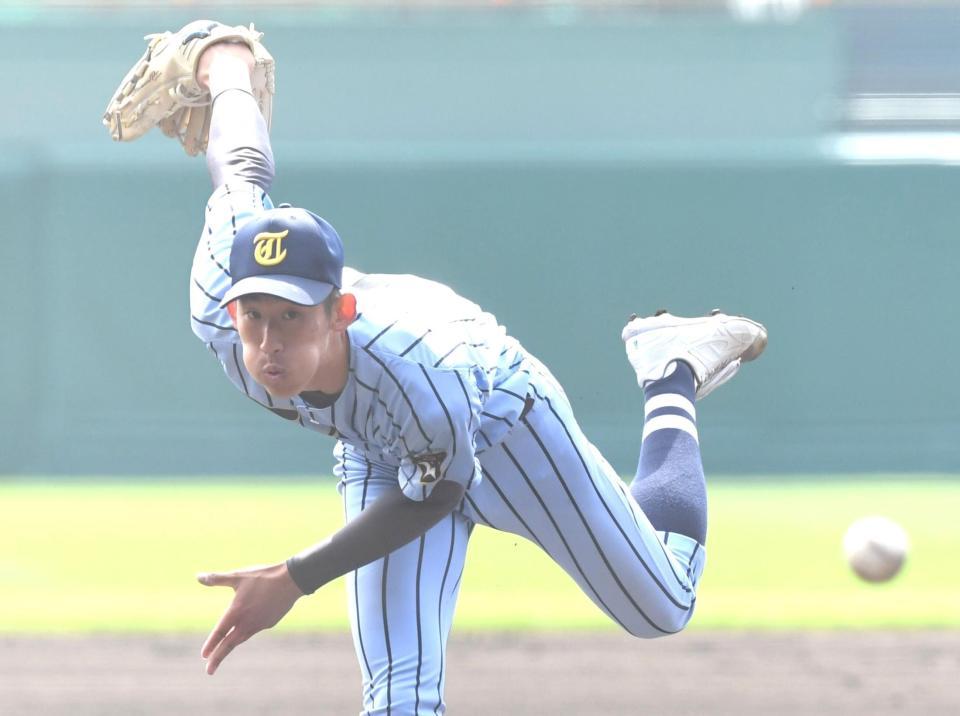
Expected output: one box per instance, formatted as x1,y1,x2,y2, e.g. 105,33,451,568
619,604,696,639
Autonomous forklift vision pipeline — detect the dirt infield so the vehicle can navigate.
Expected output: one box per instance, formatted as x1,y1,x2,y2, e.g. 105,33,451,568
1,631,957,715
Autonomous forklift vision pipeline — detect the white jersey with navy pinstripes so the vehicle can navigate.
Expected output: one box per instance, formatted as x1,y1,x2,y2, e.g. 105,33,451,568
190,181,532,499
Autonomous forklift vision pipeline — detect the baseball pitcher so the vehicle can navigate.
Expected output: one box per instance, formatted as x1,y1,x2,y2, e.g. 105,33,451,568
104,22,767,715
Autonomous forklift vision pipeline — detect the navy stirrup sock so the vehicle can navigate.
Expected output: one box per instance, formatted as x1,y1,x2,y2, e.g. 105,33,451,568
629,361,708,545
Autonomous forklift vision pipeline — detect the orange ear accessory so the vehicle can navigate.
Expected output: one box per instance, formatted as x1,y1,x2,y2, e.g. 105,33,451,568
339,293,357,321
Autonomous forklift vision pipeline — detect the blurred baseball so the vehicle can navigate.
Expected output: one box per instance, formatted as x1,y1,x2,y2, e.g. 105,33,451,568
843,516,909,583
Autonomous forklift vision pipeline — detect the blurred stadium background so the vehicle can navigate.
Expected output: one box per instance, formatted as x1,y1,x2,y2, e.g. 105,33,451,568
1,1,958,713
1,0,958,476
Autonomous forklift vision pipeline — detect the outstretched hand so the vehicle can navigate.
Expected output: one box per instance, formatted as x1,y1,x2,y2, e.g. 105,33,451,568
197,562,304,675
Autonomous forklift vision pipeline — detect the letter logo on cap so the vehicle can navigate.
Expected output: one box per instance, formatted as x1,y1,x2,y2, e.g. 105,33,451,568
253,229,289,266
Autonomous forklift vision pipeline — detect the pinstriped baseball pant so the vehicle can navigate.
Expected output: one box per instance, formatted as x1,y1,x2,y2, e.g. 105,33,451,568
339,363,706,716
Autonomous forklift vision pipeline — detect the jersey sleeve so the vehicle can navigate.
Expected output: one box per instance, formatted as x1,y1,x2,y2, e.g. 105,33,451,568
189,181,275,344
392,365,484,502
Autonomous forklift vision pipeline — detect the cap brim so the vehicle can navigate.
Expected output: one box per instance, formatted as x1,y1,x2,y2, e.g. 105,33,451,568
219,275,336,308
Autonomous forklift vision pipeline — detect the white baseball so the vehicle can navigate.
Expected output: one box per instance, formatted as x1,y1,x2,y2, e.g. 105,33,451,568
843,515,909,583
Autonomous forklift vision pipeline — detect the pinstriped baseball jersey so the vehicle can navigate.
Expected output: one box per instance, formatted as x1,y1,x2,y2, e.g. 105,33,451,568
190,181,533,499
191,181,708,715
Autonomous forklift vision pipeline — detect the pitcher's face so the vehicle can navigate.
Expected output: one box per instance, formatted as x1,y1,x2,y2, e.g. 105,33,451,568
236,294,339,399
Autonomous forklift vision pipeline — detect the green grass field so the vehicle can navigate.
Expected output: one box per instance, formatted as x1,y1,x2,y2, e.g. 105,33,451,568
1,477,957,633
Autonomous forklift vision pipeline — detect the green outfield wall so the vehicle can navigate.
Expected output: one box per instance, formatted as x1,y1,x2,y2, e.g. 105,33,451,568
1,7,957,476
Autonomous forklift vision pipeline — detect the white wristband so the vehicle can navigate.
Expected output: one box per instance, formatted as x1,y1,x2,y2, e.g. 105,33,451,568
205,55,254,100
211,87,255,106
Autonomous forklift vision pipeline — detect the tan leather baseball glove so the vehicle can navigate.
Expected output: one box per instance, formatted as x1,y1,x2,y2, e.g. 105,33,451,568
102,20,274,156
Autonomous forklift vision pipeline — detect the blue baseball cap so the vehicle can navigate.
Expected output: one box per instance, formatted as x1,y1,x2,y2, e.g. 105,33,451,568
219,206,344,308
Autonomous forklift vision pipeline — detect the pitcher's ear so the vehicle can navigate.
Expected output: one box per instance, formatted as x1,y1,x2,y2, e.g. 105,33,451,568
226,301,238,326
338,293,357,322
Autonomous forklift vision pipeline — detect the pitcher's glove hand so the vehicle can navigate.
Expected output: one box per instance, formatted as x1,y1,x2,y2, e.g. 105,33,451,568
102,20,274,156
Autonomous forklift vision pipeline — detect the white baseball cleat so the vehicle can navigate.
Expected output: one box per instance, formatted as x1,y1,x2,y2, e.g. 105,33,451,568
621,309,767,399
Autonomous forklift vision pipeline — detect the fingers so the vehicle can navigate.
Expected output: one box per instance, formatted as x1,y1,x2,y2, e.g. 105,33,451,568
196,564,295,675
204,625,251,676
200,604,238,659
196,571,238,588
